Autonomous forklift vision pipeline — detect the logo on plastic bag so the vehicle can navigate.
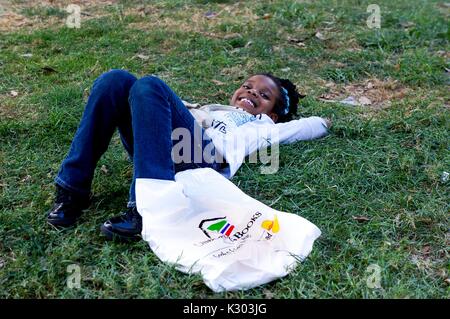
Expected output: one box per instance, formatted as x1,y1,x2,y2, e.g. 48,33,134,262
199,217,235,239
199,212,270,242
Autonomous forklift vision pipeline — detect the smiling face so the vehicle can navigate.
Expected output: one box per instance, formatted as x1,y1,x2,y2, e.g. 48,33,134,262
229,75,281,122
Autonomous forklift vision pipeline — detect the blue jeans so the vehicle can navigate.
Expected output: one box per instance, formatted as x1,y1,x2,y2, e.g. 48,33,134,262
55,69,219,207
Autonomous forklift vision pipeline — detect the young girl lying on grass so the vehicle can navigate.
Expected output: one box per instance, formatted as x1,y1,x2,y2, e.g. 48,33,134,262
47,69,331,241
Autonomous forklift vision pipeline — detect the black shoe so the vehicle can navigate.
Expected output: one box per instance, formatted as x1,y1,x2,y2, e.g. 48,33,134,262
47,185,90,227
100,206,142,242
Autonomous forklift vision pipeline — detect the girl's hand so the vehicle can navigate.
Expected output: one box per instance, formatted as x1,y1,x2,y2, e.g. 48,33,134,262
324,118,332,129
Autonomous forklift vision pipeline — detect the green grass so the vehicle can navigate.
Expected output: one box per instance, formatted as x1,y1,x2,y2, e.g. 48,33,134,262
0,0,449,298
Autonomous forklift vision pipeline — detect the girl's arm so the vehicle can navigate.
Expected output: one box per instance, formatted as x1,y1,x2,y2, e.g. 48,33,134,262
274,116,330,144
227,116,330,160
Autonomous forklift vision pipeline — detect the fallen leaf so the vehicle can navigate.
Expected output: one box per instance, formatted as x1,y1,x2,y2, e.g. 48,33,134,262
287,36,307,47
261,13,271,20
445,278,450,285
421,244,431,259
41,66,57,74
20,175,32,183
333,61,346,68
358,96,372,105
318,94,337,101
315,31,326,40
340,96,358,106
137,6,152,17
211,89,226,98
191,280,204,287
281,67,291,72
204,11,218,19
10,90,18,97
352,216,370,222
136,54,149,60
211,79,225,86
83,87,91,101
399,21,415,29
438,268,447,279
272,45,282,52
222,33,241,40
435,50,450,58
287,36,303,43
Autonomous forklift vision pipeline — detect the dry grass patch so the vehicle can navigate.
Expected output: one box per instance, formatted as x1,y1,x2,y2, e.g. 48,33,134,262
0,95,39,121
0,0,118,32
319,78,410,108
126,2,260,37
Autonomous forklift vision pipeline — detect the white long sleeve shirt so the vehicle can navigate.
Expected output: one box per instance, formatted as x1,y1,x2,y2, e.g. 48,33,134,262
183,102,329,179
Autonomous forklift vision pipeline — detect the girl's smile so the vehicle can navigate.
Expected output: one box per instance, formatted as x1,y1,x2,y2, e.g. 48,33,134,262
230,75,280,122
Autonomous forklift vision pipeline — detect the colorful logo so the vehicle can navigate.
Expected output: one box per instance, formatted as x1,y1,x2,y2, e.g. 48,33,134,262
199,212,263,241
198,217,235,239
261,215,280,233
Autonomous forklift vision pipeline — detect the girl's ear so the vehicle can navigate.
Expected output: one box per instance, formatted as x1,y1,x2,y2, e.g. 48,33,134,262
269,112,278,123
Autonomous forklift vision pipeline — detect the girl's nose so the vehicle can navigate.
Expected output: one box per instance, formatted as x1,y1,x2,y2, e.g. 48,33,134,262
247,89,257,97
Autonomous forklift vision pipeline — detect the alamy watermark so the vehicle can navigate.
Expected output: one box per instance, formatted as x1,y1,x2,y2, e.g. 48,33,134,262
171,124,280,174
366,263,382,289
66,4,81,29
67,264,81,289
366,4,381,29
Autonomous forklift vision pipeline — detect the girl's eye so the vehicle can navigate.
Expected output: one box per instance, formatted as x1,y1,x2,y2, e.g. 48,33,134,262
242,84,269,99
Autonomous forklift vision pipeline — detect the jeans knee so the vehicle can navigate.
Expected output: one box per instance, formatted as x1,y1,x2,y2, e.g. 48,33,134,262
132,75,166,92
95,69,137,90
129,76,168,103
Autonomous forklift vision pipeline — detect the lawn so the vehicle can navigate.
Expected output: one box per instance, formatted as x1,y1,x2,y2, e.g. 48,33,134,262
0,0,448,298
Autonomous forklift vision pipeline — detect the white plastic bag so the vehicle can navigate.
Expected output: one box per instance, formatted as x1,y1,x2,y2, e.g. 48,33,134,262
136,168,321,292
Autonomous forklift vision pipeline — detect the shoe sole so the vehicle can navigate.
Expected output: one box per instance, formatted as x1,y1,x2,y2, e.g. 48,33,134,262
100,224,142,243
47,217,78,228
47,209,89,228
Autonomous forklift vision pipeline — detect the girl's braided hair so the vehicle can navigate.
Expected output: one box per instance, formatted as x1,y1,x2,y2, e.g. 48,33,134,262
256,73,305,123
